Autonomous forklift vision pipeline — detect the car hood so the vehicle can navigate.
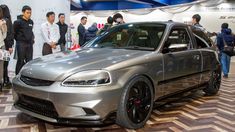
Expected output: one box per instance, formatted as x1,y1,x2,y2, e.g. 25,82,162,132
20,48,150,81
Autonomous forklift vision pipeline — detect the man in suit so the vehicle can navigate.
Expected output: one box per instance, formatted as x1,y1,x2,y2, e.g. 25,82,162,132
77,16,87,46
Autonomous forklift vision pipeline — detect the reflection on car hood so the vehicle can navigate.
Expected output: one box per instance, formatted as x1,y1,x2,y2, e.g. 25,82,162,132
20,48,150,81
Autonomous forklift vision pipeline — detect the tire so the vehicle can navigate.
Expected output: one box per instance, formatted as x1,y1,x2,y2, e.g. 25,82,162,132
116,76,154,129
203,67,221,96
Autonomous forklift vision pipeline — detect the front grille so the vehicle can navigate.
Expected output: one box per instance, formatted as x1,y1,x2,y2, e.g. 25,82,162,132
20,75,54,86
16,95,58,118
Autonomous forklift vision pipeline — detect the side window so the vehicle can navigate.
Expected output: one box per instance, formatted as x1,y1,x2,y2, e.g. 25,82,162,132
192,28,213,47
163,28,191,52
200,31,213,47
194,34,209,48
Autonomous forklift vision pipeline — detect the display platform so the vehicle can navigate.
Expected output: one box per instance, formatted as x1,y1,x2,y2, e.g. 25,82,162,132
0,61,234,131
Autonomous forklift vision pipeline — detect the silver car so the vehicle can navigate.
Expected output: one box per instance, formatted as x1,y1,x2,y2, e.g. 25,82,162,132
12,22,221,129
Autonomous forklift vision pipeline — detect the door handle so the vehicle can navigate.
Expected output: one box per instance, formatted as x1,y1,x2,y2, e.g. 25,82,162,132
193,55,200,60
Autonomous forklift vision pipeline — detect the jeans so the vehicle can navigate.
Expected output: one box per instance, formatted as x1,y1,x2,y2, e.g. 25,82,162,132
220,52,231,76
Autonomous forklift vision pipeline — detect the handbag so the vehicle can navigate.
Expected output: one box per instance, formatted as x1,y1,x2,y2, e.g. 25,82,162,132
0,49,10,61
222,36,235,56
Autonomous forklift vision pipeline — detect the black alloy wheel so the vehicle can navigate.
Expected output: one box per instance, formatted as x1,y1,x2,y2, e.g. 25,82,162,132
126,81,152,124
204,67,222,96
116,76,154,129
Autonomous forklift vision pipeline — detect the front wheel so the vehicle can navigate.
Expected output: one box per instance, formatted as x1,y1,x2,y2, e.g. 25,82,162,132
203,67,222,96
116,76,154,129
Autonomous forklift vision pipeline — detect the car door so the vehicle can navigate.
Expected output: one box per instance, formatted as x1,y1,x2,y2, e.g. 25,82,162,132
193,32,219,85
160,26,202,96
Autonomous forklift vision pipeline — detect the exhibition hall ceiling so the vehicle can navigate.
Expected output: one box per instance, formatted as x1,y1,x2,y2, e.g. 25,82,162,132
71,0,199,10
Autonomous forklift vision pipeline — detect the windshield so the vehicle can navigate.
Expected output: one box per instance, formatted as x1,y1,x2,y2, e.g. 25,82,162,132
84,23,166,51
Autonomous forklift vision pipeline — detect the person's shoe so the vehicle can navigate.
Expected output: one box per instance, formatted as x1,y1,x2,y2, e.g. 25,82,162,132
223,75,228,78
4,82,12,89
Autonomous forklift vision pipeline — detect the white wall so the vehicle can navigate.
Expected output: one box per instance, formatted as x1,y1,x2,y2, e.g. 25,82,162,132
124,10,173,23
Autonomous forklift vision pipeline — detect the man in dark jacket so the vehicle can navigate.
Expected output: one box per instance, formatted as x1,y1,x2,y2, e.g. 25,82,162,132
0,4,14,86
192,14,206,32
13,6,34,75
216,23,235,78
57,13,68,51
77,16,87,46
85,23,98,42
191,14,216,37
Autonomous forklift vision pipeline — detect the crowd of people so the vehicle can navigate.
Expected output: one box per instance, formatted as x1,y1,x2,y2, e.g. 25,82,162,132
77,13,125,46
0,5,70,88
191,14,235,78
0,4,234,89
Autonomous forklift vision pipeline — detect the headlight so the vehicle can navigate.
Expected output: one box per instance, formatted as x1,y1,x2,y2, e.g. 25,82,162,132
62,70,111,87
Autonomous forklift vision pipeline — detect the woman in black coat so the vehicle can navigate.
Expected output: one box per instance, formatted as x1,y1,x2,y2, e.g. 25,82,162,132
0,5,14,87
85,23,98,43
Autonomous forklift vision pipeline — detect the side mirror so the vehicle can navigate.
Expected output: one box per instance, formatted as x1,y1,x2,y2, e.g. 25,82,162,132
162,47,170,54
162,41,171,54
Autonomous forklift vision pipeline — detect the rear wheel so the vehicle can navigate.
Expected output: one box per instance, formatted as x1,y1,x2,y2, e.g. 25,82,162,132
203,67,221,96
116,76,154,129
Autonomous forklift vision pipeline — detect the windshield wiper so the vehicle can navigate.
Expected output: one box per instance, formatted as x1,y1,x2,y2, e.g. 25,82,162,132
94,42,120,48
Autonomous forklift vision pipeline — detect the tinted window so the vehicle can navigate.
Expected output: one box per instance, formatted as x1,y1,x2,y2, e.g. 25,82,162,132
194,34,209,48
191,26,213,47
163,28,191,52
85,23,166,51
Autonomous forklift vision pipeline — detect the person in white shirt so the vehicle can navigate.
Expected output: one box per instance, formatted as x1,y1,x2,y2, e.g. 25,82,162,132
41,11,60,56
0,7,7,49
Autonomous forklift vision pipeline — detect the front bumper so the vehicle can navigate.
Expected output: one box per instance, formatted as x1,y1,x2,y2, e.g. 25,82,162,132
12,76,122,125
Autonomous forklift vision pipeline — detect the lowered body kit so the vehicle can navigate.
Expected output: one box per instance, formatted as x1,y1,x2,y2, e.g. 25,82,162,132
13,22,221,129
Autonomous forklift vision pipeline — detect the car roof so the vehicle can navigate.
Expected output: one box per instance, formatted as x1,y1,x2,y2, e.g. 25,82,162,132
118,21,187,27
